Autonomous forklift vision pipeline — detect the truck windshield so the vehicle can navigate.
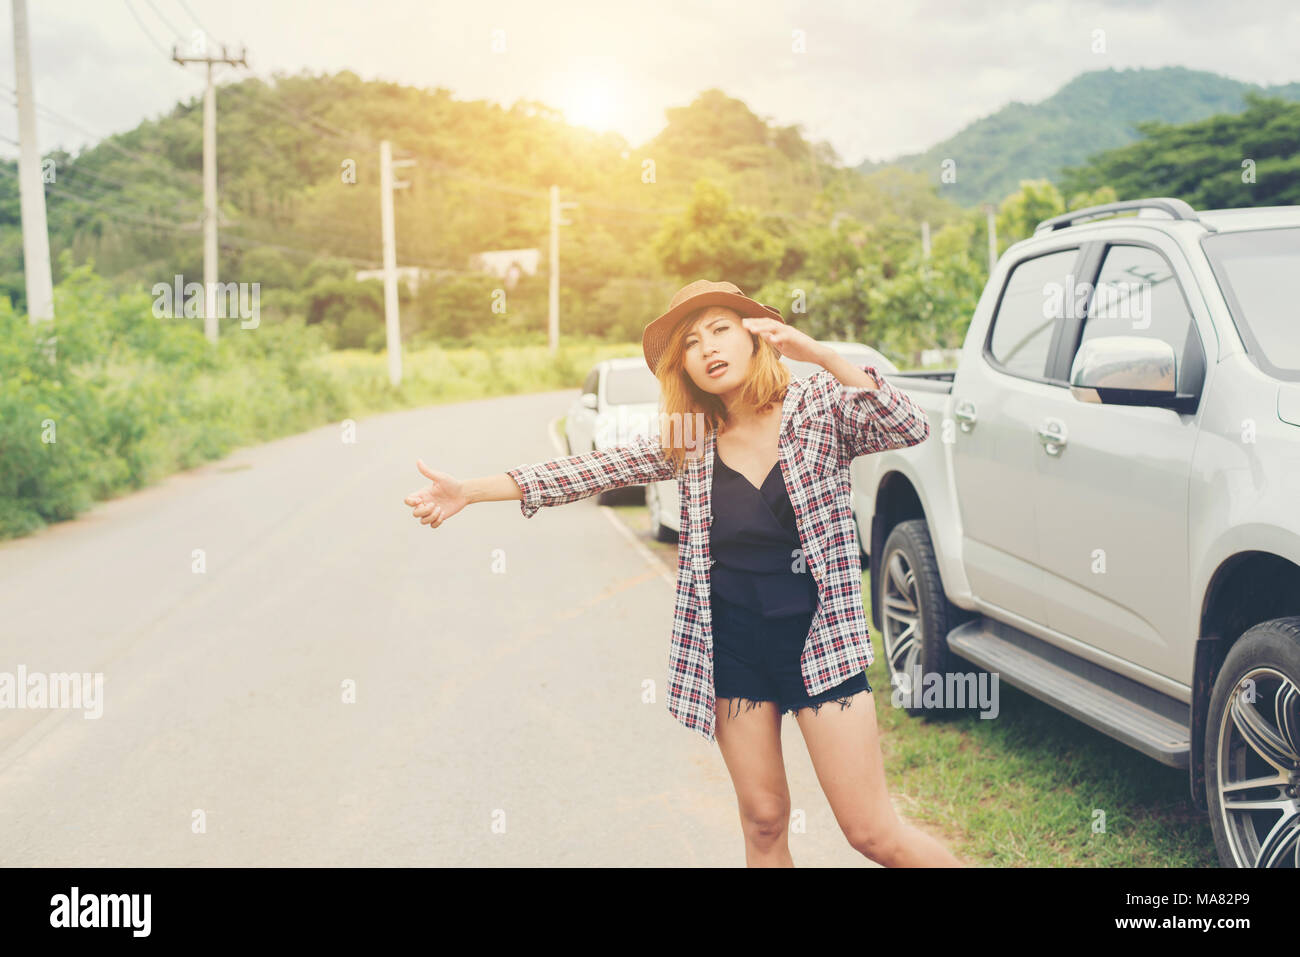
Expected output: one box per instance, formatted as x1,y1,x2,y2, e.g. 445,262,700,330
1202,226,1300,380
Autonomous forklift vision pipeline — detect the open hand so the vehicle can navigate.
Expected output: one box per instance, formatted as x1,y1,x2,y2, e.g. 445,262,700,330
741,316,829,366
403,459,467,529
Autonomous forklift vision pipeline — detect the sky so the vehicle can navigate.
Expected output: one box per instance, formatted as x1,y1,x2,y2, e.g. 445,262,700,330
1,0,1298,167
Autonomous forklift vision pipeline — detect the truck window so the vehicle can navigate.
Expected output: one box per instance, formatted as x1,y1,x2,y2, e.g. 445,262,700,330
987,248,1080,380
1203,226,1300,381
1077,244,1202,393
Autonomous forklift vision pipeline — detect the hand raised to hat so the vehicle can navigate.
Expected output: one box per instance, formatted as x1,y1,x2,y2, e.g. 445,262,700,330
741,316,831,366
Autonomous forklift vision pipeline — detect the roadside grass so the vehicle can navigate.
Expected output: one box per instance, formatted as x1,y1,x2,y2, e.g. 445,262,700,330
0,333,639,542
312,339,642,420
610,497,1219,867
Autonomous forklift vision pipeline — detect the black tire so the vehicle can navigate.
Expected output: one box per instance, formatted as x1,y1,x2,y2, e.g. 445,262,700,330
1204,616,1300,868
878,519,970,719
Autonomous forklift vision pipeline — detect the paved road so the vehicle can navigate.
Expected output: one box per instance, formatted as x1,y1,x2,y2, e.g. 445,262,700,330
0,389,883,866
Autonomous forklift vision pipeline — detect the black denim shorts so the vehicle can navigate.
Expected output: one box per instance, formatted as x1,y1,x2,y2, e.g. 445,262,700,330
710,590,871,721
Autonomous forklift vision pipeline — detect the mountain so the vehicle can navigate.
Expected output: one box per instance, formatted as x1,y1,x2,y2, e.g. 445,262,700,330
861,66,1300,206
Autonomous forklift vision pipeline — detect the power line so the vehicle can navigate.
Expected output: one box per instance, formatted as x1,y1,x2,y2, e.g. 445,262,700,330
219,76,407,157
174,0,208,34
216,229,381,268
0,163,196,230
141,0,183,38
214,77,552,200
56,161,201,212
1,159,674,285
0,82,204,189
0,149,390,265
121,0,172,58
186,74,698,219
218,83,377,152
0,162,382,266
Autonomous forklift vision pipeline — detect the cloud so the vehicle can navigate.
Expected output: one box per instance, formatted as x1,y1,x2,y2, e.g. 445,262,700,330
0,0,1296,166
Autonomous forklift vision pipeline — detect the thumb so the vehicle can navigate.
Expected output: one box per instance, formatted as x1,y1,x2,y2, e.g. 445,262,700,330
416,458,438,482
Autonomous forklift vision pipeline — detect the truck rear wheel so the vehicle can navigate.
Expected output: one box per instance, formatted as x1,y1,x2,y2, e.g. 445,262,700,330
879,519,967,719
1205,617,1300,868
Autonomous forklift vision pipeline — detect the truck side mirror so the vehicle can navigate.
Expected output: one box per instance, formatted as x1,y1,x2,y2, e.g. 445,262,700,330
1069,336,1177,407
581,393,598,410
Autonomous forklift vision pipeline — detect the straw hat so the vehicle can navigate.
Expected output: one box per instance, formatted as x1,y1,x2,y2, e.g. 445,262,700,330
641,279,784,375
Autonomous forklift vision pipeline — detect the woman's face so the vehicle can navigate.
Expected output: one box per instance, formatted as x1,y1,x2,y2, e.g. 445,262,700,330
681,306,752,397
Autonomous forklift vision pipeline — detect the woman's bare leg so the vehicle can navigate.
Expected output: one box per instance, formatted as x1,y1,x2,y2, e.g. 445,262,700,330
714,697,794,867
794,690,964,867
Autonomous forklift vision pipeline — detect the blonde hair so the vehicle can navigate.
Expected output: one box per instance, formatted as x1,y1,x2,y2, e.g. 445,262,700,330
653,305,791,474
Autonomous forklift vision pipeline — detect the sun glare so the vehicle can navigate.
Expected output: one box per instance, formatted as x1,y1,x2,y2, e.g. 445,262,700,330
564,87,616,131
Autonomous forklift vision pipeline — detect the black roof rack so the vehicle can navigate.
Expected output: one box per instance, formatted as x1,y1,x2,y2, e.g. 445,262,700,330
1034,197,1215,234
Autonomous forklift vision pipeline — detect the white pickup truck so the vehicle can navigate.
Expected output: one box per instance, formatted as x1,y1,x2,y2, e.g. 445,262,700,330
850,197,1300,868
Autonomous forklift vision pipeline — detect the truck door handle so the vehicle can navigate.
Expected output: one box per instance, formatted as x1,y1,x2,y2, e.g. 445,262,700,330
1037,418,1067,455
954,399,977,432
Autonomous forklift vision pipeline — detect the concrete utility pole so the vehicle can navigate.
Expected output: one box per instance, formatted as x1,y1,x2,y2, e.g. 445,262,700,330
379,141,415,387
547,185,577,355
12,0,55,328
173,40,247,343
921,220,931,260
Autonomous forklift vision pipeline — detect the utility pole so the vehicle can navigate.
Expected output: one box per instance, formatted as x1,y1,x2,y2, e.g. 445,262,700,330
12,0,54,332
379,141,415,387
921,220,931,260
173,40,247,343
548,185,577,355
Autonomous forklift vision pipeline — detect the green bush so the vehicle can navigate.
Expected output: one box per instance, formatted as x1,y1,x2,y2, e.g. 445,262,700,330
0,264,345,540
0,263,646,543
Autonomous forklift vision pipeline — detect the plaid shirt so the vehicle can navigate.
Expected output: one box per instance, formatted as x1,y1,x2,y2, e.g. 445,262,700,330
506,364,930,743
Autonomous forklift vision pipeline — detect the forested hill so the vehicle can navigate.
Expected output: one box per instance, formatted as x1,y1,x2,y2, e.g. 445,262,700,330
3,65,1295,349
861,66,1300,206
0,76,954,322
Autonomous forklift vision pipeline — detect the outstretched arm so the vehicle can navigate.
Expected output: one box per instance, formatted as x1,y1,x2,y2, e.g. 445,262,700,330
504,436,677,519
403,437,678,529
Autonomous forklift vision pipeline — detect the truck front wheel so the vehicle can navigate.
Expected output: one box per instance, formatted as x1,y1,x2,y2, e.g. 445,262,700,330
1205,617,1300,868
878,519,966,719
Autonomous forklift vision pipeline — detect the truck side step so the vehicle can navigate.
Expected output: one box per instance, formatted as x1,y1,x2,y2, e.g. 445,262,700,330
945,616,1191,768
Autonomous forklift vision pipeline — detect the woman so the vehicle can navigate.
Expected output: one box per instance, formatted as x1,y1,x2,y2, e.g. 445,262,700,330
404,279,963,867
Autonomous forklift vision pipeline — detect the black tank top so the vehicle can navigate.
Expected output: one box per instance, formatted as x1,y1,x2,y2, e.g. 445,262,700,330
709,444,819,617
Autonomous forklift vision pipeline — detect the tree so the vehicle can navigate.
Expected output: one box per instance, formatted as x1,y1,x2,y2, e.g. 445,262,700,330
1059,94,1300,208
651,179,784,293
995,179,1065,254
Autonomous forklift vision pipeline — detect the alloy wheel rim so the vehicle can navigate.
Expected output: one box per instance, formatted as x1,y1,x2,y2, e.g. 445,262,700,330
882,547,922,690
1216,666,1300,867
